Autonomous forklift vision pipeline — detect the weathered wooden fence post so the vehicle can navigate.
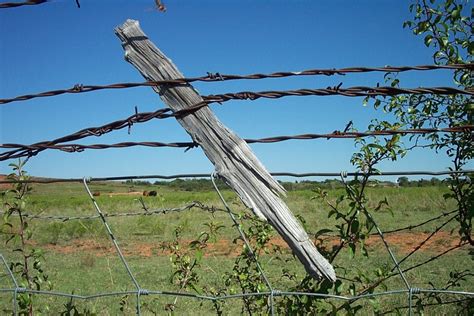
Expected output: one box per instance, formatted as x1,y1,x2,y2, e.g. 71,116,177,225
115,19,336,282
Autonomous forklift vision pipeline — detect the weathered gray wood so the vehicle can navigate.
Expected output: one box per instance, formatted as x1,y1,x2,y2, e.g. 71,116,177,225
115,19,336,282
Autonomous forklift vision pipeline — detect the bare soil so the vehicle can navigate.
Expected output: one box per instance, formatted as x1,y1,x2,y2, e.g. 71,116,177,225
40,231,463,258
106,191,143,197
0,174,13,190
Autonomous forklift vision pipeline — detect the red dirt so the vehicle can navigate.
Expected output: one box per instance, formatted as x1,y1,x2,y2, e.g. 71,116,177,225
106,191,143,197
0,174,13,190
40,231,464,258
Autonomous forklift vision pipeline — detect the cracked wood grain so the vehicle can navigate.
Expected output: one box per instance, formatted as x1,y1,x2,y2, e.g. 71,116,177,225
115,19,336,282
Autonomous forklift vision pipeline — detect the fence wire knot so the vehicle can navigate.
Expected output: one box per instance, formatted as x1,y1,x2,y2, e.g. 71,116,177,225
138,289,150,295
16,287,27,293
410,288,421,295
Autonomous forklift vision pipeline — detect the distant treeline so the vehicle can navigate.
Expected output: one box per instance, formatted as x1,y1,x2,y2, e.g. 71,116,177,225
123,177,450,192
124,178,228,191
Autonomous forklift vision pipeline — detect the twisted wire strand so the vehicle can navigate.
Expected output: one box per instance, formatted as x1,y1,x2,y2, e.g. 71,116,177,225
0,202,228,221
0,0,46,8
0,286,471,305
0,107,175,160
201,86,473,104
1,169,472,184
1,63,472,104
2,125,472,160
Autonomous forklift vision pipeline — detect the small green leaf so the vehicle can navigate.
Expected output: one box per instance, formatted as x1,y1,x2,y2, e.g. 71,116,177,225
315,228,333,237
348,243,356,258
424,35,433,47
195,249,203,263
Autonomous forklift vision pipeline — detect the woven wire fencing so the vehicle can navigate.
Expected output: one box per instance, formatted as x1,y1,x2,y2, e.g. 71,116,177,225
1,169,473,315
0,28,472,313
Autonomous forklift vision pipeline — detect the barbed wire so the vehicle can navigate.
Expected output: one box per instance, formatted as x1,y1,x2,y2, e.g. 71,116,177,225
0,0,46,8
391,213,459,272
356,242,471,298
1,91,471,160
0,63,472,104
0,107,176,160
201,86,473,104
374,209,458,235
312,209,460,238
1,125,472,160
0,202,230,221
1,169,472,184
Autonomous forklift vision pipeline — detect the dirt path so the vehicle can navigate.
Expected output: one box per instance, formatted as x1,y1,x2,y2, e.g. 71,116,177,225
41,231,464,258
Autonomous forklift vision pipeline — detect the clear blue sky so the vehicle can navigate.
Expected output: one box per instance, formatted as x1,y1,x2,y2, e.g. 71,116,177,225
0,0,469,180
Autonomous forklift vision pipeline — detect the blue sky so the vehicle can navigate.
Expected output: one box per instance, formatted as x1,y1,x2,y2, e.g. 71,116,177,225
0,0,469,181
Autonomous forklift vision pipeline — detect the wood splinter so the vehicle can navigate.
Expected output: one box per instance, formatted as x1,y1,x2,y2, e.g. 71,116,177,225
115,19,336,282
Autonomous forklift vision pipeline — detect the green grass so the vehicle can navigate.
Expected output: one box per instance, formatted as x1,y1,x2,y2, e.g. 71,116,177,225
1,182,472,314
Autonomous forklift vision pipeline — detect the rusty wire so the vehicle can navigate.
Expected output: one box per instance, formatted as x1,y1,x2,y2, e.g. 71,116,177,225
0,0,46,8
1,125,472,160
0,170,472,184
0,107,176,160
0,63,472,104
2,84,470,159
2,85,472,161
201,86,473,104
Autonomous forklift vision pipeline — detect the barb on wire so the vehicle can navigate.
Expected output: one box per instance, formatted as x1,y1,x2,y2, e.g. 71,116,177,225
201,86,473,104
0,0,46,8
1,90,470,160
154,0,165,11
0,108,173,157
0,107,176,160
2,125,472,161
0,63,472,104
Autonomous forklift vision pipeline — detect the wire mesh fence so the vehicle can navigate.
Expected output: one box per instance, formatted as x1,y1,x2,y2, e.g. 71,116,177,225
1,171,473,315
0,43,472,313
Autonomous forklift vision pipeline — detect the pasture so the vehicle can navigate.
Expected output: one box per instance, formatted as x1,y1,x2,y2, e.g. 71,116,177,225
1,179,471,314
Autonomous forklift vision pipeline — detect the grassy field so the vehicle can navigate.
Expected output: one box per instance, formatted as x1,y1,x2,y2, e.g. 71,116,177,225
1,180,472,315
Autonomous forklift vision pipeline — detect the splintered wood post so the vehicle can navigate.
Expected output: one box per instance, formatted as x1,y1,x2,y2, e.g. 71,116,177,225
115,19,336,282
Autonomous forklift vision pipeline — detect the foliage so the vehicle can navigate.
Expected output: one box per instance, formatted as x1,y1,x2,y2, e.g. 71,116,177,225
221,213,278,315
271,131,403,315
0,1,472,315
1,160,52,315
384,0,473,245
158,221,224,314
